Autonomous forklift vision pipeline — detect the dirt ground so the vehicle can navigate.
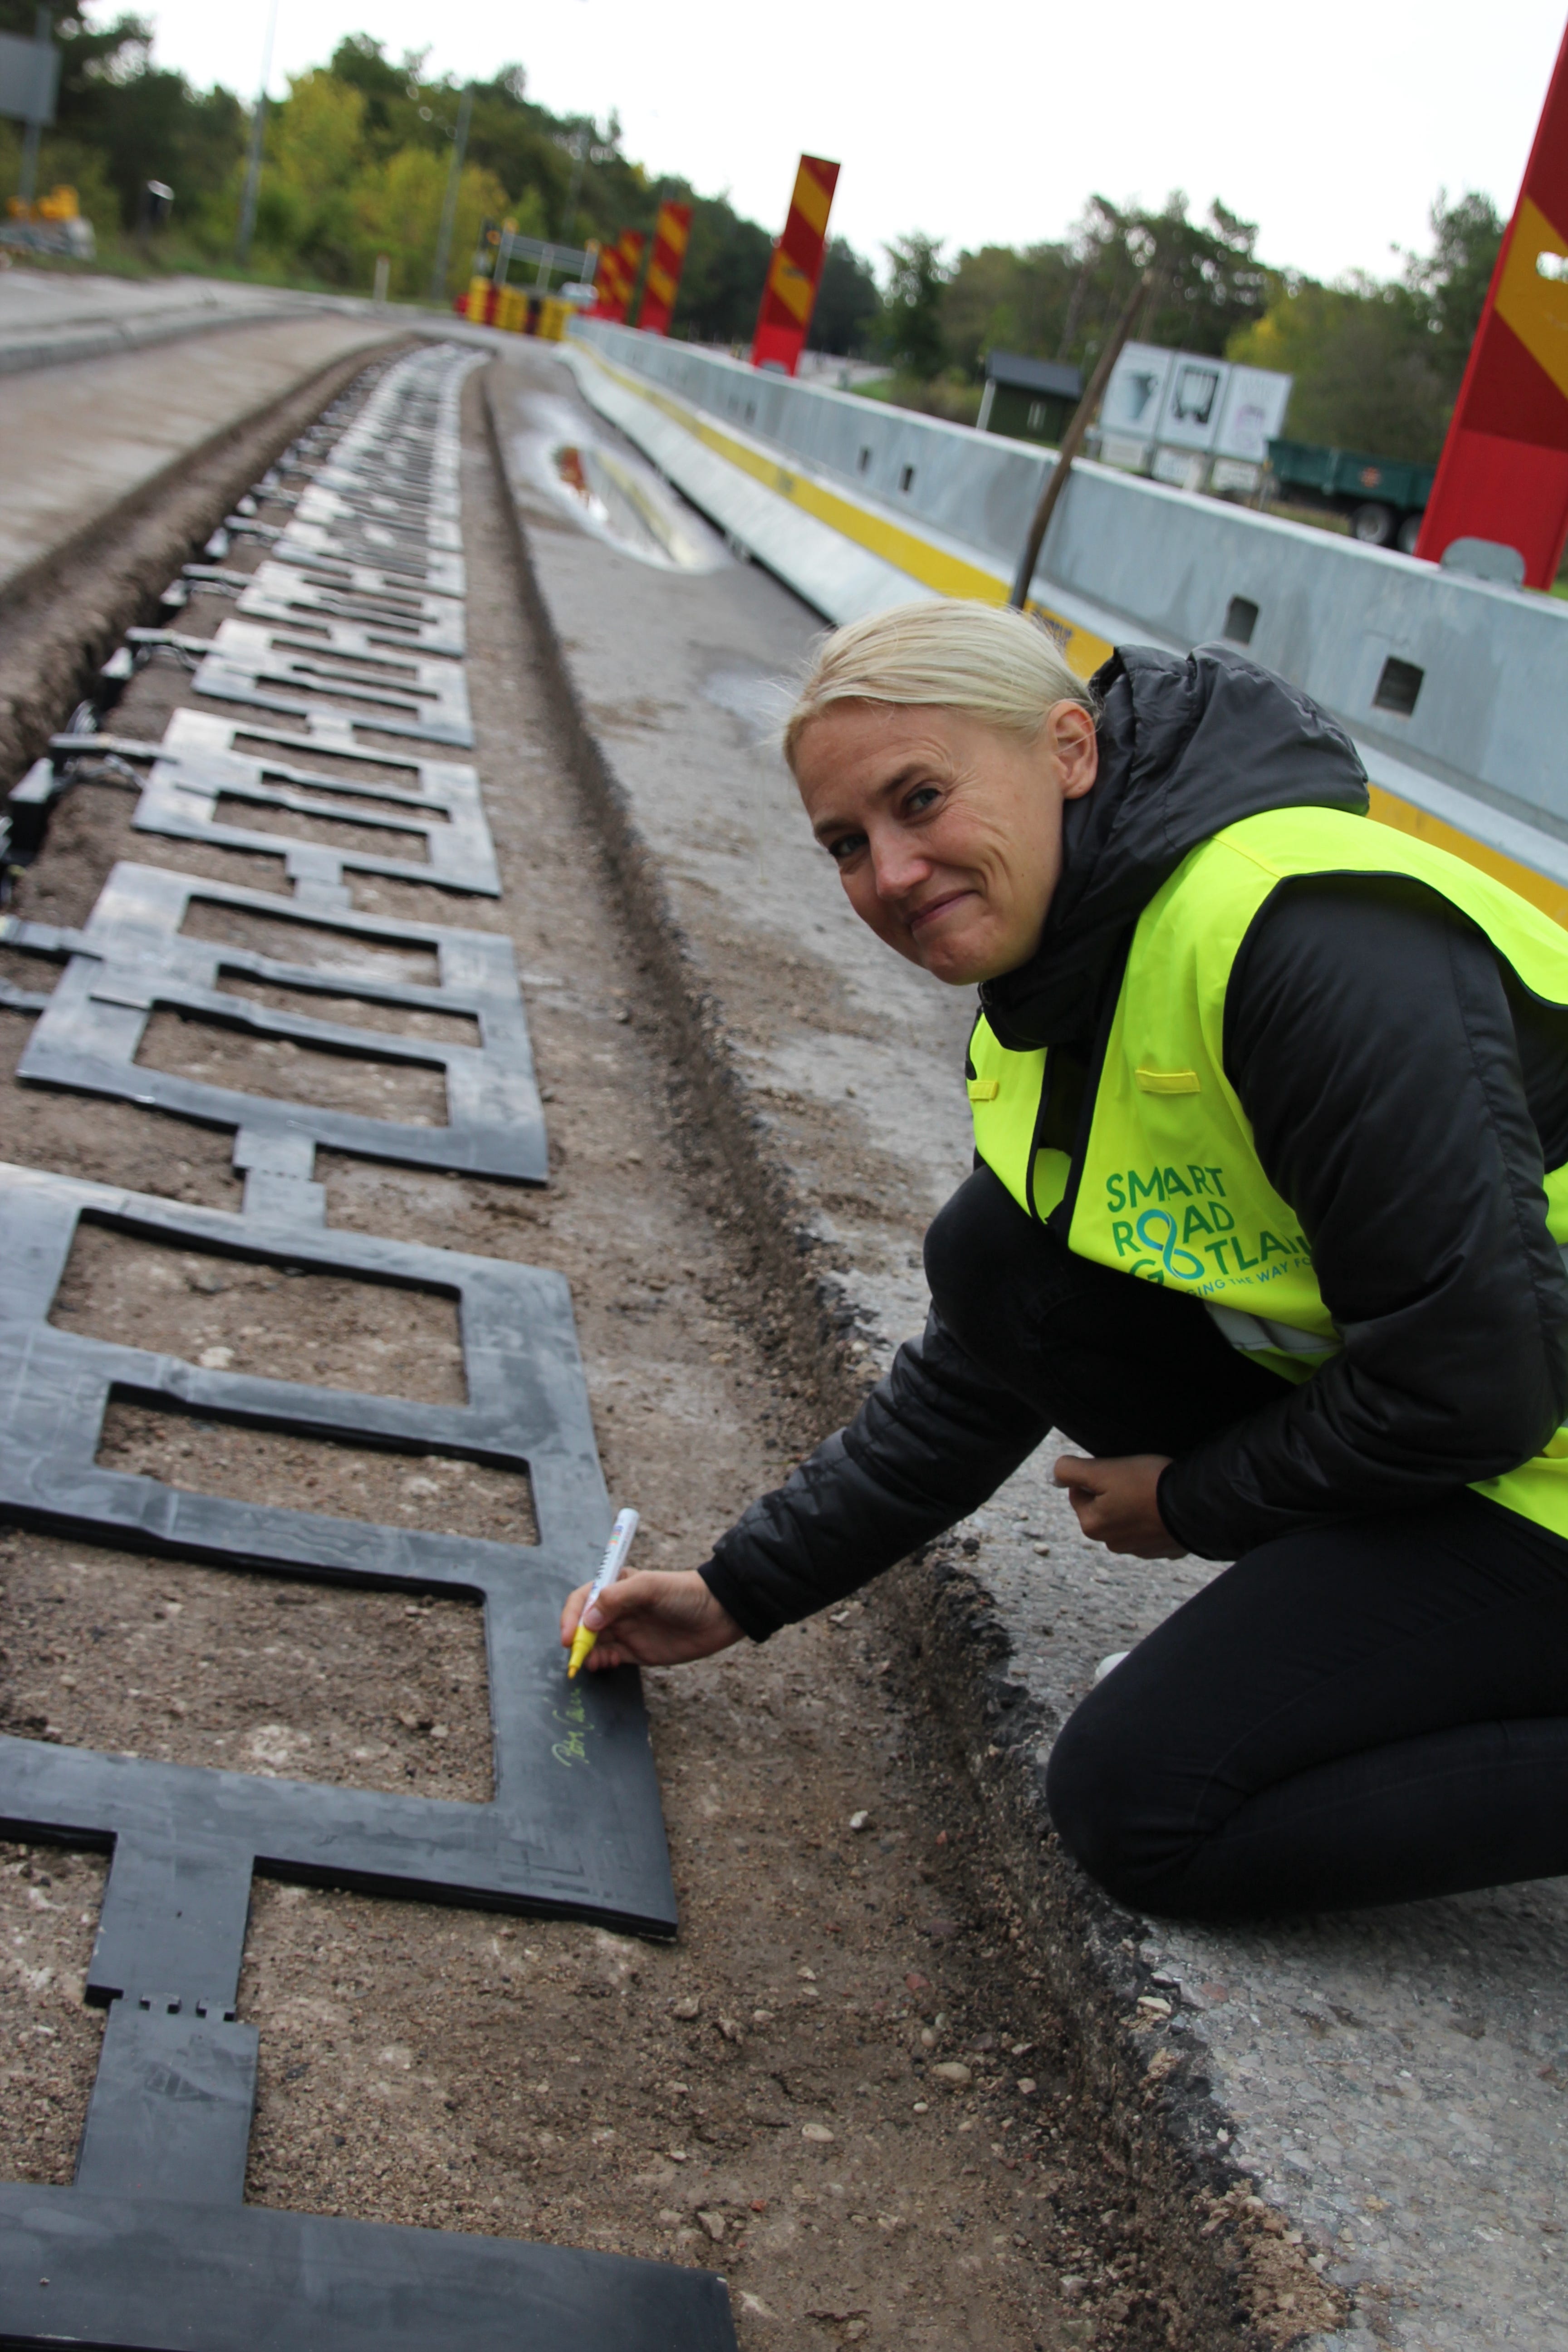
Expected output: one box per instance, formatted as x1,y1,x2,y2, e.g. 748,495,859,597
0,358,1129,2347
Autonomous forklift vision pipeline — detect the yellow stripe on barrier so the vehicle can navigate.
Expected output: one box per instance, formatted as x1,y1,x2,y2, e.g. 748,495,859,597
1367,784,1568,929
793,167,835,240
1494,196,1568,407
573,343,1113,679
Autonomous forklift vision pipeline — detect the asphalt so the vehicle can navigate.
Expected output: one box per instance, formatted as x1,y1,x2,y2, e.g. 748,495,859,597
485,336,1568,2352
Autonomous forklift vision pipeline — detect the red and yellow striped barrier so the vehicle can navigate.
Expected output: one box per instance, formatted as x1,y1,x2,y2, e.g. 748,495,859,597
1417,24,1568,586
752,155,839,376
637,202,693,338
591,230,647,325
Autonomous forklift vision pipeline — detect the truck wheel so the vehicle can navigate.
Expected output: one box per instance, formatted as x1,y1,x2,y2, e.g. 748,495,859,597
1396,512,1422,554
1351,501,1397,546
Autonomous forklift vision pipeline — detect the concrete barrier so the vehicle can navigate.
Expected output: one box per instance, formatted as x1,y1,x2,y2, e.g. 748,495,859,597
564,319,1568,926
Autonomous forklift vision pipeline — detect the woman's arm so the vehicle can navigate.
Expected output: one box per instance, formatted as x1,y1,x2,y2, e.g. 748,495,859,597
701,1308,1049,1637
1158,877,1568,1557
561,1241,1050,1667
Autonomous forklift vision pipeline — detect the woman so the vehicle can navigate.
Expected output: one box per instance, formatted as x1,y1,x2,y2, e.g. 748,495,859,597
562,600,1568,1921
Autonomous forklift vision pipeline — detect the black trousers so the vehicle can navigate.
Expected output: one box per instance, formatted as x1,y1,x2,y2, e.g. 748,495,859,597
926,1171,1568,1920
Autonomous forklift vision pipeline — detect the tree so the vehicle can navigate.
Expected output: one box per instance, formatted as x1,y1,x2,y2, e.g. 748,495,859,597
1230,276,1449,458
0,11,782,297
942,240,1077,376
1406,187,1504,397
91,69,243,228
259,70,365,279
0,0,247,231
0,0,150,112
933,195,1266,388
328,34,412,150
353,147,451,298
809,236,879,355
1227,189,1506,462
878,231,949,375
671,192,773,343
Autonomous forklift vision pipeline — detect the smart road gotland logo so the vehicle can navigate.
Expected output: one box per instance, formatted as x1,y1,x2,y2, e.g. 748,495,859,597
1102,1164,1310,1290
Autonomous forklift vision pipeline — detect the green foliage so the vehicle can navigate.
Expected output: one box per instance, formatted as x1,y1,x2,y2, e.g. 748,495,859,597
231,63,516,295
1228,277,1449,459
1229,190,1504,461
327,33,408,142
942,241,1074,377
660,188,772,344
933,186,1500,466
810,237,880,356
0,0,244,238
0,12,757,299
941,194,1265,385
1402,188,1504,402
0,113,118,228
879,231,950,374
0,1,151,108
860,368,983,425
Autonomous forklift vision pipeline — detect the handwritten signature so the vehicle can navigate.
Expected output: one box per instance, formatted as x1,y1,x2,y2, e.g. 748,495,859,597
551,1680,592,1769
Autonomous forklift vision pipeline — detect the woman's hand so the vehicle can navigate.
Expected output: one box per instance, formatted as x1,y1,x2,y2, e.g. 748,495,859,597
559,1568,745,1671
1053,1454,1187,1559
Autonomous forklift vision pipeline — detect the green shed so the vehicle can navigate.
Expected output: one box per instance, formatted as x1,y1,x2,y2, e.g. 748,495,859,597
976,350,1083,446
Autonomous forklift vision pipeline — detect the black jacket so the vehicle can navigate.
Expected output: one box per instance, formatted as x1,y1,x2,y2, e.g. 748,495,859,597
701,647,1568,1634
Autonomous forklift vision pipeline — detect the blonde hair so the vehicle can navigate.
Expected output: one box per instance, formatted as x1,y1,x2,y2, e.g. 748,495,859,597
783,599,1099,772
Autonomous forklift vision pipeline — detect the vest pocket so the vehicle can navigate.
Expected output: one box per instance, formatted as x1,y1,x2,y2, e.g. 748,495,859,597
1134,1068,1201,1094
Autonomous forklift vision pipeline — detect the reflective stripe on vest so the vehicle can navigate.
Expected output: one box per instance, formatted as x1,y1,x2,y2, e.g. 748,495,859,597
969,807,1568,1540
1207,1245,1568,1364
1206,1303,1339,1357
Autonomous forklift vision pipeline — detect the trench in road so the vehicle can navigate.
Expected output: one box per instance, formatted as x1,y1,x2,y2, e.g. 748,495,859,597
0,352,1143,2350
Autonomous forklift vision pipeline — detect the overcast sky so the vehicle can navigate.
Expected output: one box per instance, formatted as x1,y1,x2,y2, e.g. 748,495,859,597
138,0,1563,285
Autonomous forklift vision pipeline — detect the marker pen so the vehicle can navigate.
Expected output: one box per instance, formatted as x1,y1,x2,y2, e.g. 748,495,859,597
566,1508,640,1678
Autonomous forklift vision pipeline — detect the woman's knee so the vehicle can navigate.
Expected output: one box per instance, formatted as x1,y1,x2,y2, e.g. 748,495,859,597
923,1166,1026,1360
1046,1681,1180,1908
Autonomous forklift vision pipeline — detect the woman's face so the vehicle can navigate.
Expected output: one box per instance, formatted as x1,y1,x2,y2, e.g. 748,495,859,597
793,698,1098,985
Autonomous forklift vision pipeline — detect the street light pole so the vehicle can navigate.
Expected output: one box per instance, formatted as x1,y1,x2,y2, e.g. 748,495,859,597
235,0,280,267
560,122,589,243
428,83,474,304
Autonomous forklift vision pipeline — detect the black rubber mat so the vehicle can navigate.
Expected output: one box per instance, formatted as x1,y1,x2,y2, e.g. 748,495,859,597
5,859,546,1182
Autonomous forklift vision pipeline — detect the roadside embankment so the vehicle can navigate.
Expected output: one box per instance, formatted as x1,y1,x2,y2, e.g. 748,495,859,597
485,338,1568,2352
0,268,327,377
0,317,412,784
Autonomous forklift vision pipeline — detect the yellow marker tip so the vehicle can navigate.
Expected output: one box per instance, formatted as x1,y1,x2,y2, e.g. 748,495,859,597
567,1625,597,1679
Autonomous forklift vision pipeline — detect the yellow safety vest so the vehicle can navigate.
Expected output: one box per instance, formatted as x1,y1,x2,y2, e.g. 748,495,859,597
967,806,1568,1539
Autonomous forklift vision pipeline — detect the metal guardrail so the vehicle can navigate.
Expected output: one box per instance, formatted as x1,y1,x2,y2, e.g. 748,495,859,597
566,318,1568,917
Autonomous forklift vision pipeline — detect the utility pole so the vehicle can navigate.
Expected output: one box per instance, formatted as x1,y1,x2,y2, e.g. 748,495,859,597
235,0,280,267
17,5,51,212
429,83,474,304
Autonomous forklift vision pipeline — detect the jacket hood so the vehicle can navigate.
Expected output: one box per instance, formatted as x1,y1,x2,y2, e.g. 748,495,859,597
978,642,1369,1052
